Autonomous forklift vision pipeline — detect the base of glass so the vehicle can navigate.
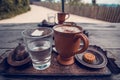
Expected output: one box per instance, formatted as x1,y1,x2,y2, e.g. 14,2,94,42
33,61,50,70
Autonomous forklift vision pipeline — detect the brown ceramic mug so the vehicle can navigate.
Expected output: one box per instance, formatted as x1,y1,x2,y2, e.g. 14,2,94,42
53,24,89,65
57,13,70,24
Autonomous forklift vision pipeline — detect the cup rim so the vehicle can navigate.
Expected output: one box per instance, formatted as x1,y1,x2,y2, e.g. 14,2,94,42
22,27,53,39
53,24,83,34
57,12,69,14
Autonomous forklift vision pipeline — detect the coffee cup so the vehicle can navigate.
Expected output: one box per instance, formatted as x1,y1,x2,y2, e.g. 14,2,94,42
53,24,89,65
57,13,70,24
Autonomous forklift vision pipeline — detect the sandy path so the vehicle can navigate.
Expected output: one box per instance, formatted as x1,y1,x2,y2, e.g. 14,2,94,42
0,5,109,24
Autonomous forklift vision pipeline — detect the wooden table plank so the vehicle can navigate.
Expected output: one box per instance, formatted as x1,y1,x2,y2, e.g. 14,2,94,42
0,30,23,48
88,30,120,48
0,23,38,30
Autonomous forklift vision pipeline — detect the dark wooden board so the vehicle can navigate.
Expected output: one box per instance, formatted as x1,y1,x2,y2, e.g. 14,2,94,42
0,46,111,77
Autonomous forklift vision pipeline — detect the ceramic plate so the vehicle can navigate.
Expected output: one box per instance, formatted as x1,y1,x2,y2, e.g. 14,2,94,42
75,47,108,69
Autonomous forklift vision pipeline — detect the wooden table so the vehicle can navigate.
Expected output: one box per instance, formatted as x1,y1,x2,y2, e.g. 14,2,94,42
0,23,120,80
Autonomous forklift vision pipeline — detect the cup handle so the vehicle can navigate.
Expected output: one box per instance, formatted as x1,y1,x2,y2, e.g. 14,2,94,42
74,33,89,53
65,13,70,20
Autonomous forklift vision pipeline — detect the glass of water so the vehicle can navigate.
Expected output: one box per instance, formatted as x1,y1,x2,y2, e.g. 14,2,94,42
47,13,56,25
22,27,53,70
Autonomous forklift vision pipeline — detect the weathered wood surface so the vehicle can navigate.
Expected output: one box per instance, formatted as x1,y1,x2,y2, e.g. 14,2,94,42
78,23,120,48
0,23,120,80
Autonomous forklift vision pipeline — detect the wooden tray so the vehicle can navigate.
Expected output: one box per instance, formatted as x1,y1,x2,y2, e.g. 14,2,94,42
0,46,111,77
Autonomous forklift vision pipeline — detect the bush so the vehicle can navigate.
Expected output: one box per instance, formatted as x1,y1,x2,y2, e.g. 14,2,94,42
0,0,30,20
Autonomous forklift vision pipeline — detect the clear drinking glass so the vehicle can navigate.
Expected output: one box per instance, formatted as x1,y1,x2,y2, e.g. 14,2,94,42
47,13,56,25
22,27,53,70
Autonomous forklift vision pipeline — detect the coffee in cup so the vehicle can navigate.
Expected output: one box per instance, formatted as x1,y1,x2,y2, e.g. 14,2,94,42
54,25,80,33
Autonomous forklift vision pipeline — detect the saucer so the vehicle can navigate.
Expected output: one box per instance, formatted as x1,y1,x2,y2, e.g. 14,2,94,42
75,46,108,69
7,44,31,67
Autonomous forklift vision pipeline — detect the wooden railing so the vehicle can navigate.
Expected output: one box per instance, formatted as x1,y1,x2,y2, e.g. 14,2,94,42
34,2,120,23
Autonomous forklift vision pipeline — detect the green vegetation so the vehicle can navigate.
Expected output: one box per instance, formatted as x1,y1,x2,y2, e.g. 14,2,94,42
0,0,30,20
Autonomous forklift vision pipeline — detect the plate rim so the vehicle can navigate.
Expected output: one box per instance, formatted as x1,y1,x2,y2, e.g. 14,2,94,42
75,47,108,69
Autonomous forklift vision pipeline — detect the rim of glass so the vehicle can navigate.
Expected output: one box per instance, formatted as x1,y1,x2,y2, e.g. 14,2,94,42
22,27,53,39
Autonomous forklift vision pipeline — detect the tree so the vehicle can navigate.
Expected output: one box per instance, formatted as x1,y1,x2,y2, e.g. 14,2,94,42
0,0,30,20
